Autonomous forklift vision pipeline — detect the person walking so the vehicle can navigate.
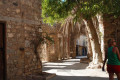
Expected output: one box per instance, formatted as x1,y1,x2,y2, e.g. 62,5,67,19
102,39,120,80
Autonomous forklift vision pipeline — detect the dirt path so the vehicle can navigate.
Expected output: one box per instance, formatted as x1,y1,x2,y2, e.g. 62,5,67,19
42,59,117,80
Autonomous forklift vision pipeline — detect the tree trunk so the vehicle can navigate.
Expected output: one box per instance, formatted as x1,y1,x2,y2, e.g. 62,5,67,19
63,36,66,59
67,34,70,59
83,19,102,64
92,15,105,60
96,14,105,60
86,29,93,60
70,34,77,58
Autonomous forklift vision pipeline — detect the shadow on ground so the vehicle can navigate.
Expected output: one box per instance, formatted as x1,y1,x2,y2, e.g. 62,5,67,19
42,59,117,80
43,59,89,71
49,75,116,80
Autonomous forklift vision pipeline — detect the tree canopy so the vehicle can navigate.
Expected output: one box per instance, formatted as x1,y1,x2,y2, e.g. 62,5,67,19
42,0,120,25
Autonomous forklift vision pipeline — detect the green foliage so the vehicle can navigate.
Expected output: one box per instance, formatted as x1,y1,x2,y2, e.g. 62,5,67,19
42,0,120,25
38,33,54,44
42,0,76,25
45,35,54,44
75,0,102,19
102,0,120,18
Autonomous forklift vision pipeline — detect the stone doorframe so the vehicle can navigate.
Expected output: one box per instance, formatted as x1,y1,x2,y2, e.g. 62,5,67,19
0,21,7,80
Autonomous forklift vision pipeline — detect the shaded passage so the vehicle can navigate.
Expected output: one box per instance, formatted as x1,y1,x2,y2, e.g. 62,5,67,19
43,59,117,80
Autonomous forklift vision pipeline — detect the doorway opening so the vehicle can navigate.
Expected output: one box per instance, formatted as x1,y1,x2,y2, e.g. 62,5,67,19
76,35,87,59
0,22,6,80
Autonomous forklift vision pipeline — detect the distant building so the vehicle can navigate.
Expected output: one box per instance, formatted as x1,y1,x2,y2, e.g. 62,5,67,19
76,35,87,56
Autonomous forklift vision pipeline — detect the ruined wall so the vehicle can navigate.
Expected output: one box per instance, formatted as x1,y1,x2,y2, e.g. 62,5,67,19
40,24,71,62
0,0,42,80
47,34,59,62
40,25,60,62
58,34,64,60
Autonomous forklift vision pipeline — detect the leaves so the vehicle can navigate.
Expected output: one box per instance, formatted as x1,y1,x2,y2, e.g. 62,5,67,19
42,0,120,25
42,0,75,25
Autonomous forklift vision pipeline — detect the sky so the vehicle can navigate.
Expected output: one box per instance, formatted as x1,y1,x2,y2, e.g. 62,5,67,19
61,0,65,2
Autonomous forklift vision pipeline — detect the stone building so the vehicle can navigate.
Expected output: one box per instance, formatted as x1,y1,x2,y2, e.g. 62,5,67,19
104,15,120,49
0,0,42,80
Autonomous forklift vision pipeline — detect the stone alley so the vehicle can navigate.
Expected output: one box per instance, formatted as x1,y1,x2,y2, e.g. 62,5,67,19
1,0,120,80
43,58,117,80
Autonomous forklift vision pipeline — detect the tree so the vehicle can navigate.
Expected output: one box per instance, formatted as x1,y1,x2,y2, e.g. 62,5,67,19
42,0,120,64
42,0,120,22
30,28,54,74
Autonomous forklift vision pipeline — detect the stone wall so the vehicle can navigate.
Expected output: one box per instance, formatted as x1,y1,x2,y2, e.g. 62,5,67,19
0,0,42,80
103,15,120,50
40,24,71,62
40,24,60,62
47,34,59,62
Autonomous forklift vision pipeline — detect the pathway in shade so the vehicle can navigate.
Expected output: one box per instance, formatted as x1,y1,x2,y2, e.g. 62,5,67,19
42,58,117,80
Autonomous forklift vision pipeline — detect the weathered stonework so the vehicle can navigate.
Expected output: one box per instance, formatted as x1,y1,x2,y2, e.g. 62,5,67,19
40,24,60,62
0,0,42,80
103,15,120,49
